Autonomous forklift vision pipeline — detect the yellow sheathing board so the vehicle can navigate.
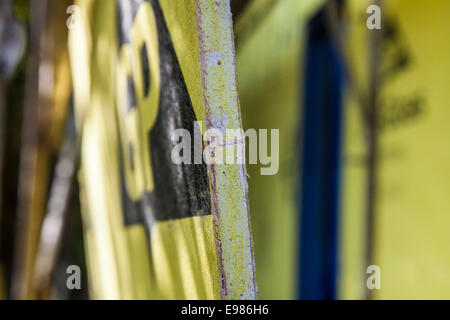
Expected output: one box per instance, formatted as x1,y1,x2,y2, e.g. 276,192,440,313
159,0,205,121
72,0,147,299
340,0,450,299
70,0,254,300
150,216,220,299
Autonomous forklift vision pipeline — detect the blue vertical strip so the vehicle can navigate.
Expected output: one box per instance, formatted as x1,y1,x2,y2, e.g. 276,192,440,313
298,9,344,300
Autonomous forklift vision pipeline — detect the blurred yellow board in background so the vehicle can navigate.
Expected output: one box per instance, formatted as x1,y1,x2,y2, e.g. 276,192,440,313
340,0,450,299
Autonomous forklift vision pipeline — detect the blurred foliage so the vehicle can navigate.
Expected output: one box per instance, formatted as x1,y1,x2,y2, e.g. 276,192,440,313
13,0,30,23
0,0,29,298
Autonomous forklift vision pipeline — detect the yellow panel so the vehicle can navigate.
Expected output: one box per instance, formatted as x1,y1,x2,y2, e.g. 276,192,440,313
160,0,205,121
150,216,220,299
340,0,450,299
70,0,255,300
